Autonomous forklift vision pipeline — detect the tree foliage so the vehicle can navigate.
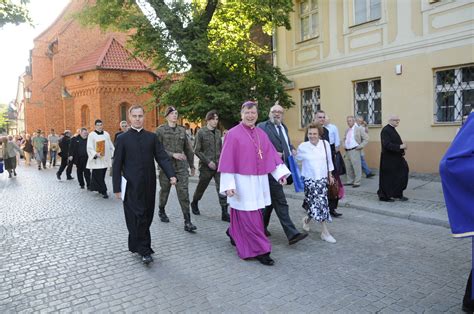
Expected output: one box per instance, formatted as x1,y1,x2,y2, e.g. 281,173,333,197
77,0,294,126
0,105,9,133
0,0,32,28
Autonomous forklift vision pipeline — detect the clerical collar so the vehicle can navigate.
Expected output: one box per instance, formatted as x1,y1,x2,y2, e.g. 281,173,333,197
95,130,104,135
131,126,143,132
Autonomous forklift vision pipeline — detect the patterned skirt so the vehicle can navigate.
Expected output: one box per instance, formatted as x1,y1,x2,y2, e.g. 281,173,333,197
302,177,332,223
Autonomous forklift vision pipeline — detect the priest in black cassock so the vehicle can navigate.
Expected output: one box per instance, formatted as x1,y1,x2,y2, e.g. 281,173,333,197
113,105,176,265
377,115,409,202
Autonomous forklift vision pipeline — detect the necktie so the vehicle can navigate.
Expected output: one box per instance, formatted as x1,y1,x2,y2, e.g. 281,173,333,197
277,125,290,161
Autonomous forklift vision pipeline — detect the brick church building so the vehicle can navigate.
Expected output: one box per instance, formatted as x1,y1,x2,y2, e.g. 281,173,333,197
24,0,162,135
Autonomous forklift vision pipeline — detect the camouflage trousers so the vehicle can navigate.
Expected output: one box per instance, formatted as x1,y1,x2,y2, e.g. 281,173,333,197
158,168,190,217
192,168,227,207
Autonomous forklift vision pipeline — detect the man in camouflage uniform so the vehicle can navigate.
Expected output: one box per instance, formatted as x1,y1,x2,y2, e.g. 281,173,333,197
156,106,197,232
191,110,229,222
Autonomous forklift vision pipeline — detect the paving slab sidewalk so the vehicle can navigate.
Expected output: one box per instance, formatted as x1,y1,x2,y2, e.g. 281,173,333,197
190,171,449,228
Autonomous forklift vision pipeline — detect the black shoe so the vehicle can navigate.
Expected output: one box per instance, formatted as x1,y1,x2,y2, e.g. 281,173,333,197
80,185,85,189
56,173,61,180
184,221,197,232
142,255,153,265
352,184,360,188
102,193,109,199
379,197,395,202
158,211,169,223
397,196,409,202
226,229,236,246
191,201,200,215
255,253,274,266
366,173,375,178
264,229,272,237
221,211,230,222
8,173,12,178
330,210,343,218
67,176,74,180
289,232,308,245
13,170,16,176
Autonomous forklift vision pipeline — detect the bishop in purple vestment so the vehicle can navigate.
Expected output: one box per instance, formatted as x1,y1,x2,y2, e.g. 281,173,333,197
219,101,290,266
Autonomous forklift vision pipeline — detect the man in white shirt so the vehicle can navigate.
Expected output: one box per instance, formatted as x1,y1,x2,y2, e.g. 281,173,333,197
324,115,340,151
343,116,369,187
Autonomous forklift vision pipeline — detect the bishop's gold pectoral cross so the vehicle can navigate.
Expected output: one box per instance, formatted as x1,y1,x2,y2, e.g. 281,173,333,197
258,148,263,159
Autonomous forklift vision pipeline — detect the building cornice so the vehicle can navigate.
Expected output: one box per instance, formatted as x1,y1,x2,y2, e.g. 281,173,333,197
282,29,473,79
70,86,142,97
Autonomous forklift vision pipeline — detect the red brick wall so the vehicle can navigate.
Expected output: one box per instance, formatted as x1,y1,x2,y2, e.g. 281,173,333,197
25,0,131,135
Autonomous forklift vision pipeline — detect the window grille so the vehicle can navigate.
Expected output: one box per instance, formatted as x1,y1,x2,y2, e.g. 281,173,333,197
434,65,473,123
354,78,382,125
301,87,320,128
300,0,319,41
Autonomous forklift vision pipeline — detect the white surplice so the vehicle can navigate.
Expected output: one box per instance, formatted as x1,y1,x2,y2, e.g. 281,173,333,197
220,163,290,211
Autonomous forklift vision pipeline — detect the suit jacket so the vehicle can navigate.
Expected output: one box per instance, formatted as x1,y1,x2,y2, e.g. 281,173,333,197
257,120,294,163
343,125,369,149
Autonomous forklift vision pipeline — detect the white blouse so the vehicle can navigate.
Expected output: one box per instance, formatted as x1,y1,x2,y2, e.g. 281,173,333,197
296,140,334,180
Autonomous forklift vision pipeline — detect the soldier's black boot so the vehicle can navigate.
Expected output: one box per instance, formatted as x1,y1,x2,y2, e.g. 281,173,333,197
191,201,200,215
221,205,230,222
184,214,197,232
158,208,170,223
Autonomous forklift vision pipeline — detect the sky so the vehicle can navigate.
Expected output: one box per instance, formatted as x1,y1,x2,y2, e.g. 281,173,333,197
0,0,70,105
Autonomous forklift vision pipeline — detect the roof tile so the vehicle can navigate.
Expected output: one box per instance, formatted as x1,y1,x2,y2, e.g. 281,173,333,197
63,37,151,76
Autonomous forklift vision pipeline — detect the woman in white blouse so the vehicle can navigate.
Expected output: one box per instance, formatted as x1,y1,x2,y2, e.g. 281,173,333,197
296,122,336,243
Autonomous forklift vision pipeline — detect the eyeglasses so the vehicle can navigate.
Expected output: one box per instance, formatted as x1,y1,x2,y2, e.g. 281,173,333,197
271,110,284,114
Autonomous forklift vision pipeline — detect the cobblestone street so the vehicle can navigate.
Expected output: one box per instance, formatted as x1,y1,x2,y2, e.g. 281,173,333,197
0,165,470,313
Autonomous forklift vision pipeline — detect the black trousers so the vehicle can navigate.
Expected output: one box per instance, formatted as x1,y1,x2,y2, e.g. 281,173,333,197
464,270,474,310
57,157,73,178
90,168,107,194
263,175,300,240
76,157,90,188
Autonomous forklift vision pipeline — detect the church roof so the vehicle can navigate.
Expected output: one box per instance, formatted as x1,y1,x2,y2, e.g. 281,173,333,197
63,37,153,76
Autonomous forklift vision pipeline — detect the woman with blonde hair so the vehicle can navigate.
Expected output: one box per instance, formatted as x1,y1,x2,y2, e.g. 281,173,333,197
296,122,337,243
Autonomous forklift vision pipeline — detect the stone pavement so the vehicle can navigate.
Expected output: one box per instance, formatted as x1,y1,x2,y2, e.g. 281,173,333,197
0,163,469,313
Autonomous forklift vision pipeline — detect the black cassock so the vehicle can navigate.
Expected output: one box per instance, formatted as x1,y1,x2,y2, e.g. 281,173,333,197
112,128,175,256
377,124,409,200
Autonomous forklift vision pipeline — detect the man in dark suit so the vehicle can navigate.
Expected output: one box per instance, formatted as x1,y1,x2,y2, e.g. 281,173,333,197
257,103,307,245
113,105,176,265
56,130,74,180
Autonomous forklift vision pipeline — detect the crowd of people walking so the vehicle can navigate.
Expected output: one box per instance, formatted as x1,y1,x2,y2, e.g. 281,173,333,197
0,101,411,268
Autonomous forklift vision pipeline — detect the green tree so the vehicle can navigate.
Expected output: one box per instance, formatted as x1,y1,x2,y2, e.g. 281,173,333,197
0,0,32,28
0,105,9,133
77,0,294,127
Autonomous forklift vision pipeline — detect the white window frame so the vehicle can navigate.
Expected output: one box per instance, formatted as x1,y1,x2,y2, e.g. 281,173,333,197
354,78,382,125
434,65,474,123
353,0,381,25
301,86,321,128
299,0,319,41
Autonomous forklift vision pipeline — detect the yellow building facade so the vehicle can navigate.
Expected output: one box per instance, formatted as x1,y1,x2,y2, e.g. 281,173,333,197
276,0,473,173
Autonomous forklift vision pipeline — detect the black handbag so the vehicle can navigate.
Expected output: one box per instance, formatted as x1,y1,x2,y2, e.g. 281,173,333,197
323,141,339,200
335,151,346,175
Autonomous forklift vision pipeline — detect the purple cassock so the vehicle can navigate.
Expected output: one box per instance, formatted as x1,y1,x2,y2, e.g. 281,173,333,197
219,123,285,259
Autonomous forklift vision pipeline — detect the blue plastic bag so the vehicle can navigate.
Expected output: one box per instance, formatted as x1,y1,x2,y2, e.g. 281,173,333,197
287,155,304,192
0,161,3,174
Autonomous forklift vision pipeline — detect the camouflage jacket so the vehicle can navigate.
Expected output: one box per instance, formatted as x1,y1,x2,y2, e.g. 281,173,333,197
155,124,194,169
193,126,222,169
